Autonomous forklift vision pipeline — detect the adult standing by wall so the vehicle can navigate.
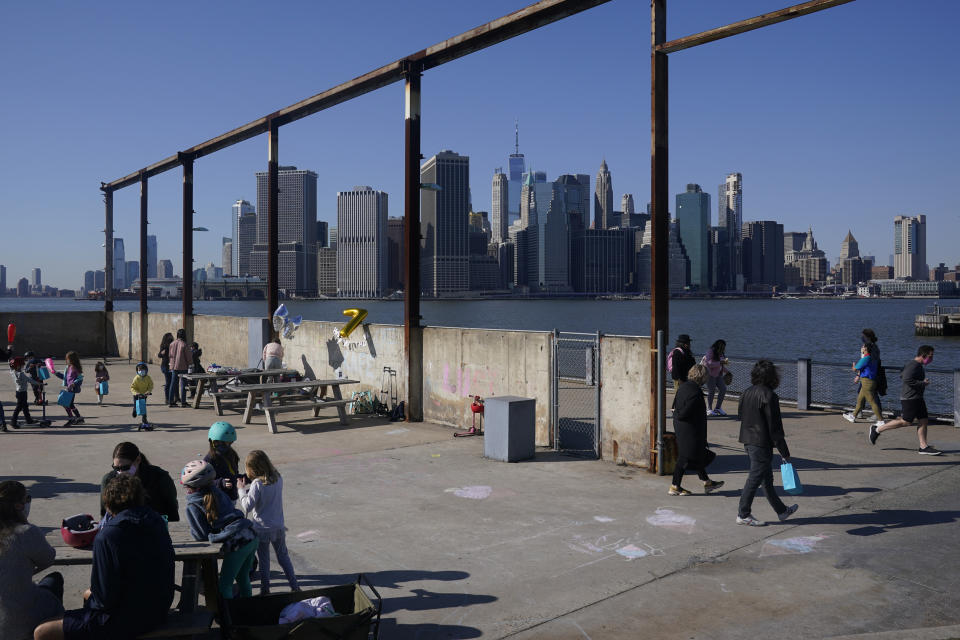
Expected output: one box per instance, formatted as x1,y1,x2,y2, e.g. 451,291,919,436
668,364,724,496
157,333,174,405
869,345,940,455
262,338,284,371
668,334,695,391
0,481,64,640
100,442,179,522
167,329,190,408
735,359,798,526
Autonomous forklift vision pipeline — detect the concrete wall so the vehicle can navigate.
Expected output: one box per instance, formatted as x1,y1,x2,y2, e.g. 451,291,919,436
600,335,651,468
0,311,107,357
422,327,553,446
108,312,251,368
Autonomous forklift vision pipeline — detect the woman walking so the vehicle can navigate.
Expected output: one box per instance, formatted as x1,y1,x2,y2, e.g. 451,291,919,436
704,339,730,416
157,332,174,404
843,342,884,425
736,359,798,526
668,364,724,496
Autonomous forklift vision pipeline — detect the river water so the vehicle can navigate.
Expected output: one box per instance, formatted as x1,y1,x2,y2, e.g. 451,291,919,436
4,297,958,369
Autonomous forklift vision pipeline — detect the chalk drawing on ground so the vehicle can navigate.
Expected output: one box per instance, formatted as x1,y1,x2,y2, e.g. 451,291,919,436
444,485,493,500
296,530,320,542
594,516,614,523
567,533,664,561
385,427,410,435
646,507,697,534
760,534,831,557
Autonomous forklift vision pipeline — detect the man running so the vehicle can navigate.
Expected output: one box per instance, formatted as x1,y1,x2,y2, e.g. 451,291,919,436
868,345,940,455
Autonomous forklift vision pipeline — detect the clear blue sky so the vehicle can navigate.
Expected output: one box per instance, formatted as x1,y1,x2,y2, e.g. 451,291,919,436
1,0,957,289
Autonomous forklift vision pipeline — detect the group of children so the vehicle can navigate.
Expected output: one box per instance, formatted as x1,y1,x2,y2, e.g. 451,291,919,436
3,351,93,430
182,421,300,598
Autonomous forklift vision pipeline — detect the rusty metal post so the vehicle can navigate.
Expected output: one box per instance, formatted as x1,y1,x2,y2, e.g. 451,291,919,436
267,122,279,326
403,63,423,422
650,0,669,472
181,154,194,339
139,172,149,363
103,188,114,313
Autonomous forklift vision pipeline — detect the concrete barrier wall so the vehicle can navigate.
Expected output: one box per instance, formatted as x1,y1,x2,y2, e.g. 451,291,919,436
422,327,553,445
0,311,107,357
600,335,651,468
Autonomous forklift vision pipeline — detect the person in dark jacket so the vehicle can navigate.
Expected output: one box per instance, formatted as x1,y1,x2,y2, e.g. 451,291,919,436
869,345,939,455
735,360,798,526
157,332,174,404
167,329,191,408
669,364,724,496
34,475,174,640
100,442,179,522
669,334,696,391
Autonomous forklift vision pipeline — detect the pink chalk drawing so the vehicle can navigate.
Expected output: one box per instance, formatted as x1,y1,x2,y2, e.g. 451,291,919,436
444,485,492,500
645,508,697,534
760,534,830,557
438,363,500,398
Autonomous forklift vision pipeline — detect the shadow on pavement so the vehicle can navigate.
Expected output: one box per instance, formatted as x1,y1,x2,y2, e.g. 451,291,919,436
791,508,960,536
376,619,482,639
5,475,101,498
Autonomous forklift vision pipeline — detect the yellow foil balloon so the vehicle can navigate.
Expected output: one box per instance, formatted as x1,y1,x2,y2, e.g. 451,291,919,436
339,308,368,338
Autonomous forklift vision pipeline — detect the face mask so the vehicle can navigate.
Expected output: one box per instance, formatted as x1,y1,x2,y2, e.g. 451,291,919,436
137,370,147,377
126,464,138,476
922,356,933,365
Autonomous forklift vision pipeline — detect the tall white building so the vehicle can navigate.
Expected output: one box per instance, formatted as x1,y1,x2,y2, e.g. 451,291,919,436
718,172,744,290
593,160,613,229
491,169,509,243
336,186,388,298
894,214,927,280
621,193,635,216
231,199,255,277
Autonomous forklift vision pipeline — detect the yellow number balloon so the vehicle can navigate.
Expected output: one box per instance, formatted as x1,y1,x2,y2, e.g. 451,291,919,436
339,308,368,338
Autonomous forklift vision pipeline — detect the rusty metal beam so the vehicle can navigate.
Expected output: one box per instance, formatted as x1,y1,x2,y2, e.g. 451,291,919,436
403,64,423,422
267,123,279,325
101,0,611,192
656,0,854,54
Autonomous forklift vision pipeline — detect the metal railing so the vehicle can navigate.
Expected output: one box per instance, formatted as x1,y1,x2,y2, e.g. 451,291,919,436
720,357,958,423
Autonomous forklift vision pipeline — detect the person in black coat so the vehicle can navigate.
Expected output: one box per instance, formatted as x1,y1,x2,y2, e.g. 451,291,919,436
669,364,723,496
100,442,179,522
736,360,798,526
669,334,696,391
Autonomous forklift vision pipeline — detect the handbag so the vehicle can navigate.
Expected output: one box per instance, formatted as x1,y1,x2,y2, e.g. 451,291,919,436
38,366,50,380
98,380,109,396
57,389,75,408
135,396,147,416
723,370,733,385
780,461,803,495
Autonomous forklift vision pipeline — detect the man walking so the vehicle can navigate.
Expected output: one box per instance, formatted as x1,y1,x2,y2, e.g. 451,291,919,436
868,345,940,455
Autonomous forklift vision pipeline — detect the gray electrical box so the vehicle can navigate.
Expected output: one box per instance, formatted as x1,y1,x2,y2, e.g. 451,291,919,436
484,396,536,462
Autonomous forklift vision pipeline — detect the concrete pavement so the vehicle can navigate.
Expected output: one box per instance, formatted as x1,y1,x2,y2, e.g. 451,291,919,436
3,358,959,639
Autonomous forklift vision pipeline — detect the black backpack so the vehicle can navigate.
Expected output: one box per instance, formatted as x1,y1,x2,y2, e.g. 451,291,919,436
389,401,406,422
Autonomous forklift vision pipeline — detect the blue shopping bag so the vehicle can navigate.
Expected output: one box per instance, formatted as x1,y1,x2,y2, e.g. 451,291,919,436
98,381,109,396
135,397,147,416
57,390,75,408
38,366,50,380
780,461,803,495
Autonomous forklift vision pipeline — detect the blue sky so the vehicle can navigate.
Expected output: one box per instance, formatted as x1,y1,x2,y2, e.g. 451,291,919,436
1,0,957,289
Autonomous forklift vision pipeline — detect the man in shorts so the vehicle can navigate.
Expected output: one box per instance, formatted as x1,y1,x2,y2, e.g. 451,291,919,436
34,475,174,640
868,345,940,455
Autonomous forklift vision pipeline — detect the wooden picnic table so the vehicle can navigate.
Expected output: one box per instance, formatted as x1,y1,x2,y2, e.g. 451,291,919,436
50,529,222,614
225,378,358,433
180,368,299,409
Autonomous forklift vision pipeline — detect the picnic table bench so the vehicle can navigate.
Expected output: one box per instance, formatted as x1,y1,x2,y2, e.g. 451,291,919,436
225,378,358,434
180,368,299,410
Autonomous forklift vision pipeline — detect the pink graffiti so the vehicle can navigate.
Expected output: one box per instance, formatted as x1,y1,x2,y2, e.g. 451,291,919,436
438,363,499,397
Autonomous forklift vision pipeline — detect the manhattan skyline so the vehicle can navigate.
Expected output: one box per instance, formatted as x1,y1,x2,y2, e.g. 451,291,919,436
1,0,958,289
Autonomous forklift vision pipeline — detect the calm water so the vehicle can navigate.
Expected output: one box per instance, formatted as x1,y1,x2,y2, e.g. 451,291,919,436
3,297,958,369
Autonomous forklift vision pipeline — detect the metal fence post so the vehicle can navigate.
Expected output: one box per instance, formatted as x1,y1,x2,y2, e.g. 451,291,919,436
954,369,960,427
656,330,665,475
553,329,559,450
797,359,812,411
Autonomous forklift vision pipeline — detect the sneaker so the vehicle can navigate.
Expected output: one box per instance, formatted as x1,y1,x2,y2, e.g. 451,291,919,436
132,407,137,418
868,424,879,445
778,504,799,522
668,485,692,496
736,515,766,527
714,407,727,416
141,424,154,432
703,480,725,493
918,446,942,456
842,412,856,423
706,409,717,417
73,418,85,425
64,418,76,426
874,420,885,428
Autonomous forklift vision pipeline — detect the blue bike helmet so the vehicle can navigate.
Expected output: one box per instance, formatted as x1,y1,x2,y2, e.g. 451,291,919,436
208,421,237,443
136,362,148,376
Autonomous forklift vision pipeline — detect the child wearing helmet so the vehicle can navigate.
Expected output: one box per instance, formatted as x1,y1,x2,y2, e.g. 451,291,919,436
8,356,40,430
130,363,154,432
181,460,258,599
204,421,241,501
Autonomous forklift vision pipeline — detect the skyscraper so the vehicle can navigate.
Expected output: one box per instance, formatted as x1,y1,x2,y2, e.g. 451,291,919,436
741,221,785,288
421,150,470,296
387,217,404,290
621,194,635,216
316,221,329,249
158,259,173,278
491,169,509,243
83,270,95,293
894,215,927,280
675,184,711,290
113,238,125,289
147,235,158,278
0,264,7,295
31,268,41,291
222,239,233,275
507,121,525,225
94,270,105,290
336,186,388,298
125,261,139,288
593,160,613,230
250,167,318,293
231,199,255,276
839,230,859,261
718,172,744,290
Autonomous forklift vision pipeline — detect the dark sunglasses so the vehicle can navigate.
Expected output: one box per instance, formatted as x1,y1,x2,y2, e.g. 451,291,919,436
112,463,133,472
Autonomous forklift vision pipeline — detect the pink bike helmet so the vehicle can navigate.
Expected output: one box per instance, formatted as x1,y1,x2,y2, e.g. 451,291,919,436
180,459,215,489
61,514,100,549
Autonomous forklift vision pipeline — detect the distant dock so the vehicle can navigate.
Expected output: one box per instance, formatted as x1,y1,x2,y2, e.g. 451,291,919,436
915,304,960,336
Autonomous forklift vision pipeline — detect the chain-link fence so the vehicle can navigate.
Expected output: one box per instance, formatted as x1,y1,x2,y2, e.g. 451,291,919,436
723,356,956,421
553,332,600,457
